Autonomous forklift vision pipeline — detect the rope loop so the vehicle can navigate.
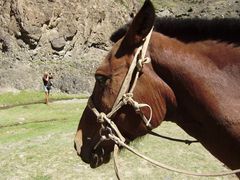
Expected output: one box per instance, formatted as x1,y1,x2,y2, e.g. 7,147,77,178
122,93,133,105
121,93,153,127
136,57,151,71
99,126,113,140
97,112,107,124
122,93,141,112
132,101,141,112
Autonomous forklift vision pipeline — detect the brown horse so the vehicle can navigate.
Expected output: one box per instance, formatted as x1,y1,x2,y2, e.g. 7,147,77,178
74,0,240,177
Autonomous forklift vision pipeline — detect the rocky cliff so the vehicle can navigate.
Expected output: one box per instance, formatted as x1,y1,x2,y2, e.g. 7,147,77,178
0,0,239,94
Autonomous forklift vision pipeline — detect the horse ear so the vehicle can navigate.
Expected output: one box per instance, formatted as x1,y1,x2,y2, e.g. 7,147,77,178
110,23,130,43
122,0,155,49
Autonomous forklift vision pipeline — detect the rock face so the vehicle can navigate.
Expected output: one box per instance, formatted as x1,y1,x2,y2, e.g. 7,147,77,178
154,0,240,18
0,0,239,94
0,0,138,93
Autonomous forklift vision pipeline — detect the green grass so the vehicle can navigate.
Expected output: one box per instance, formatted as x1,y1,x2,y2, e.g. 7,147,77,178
0,103,85,143
0,90,88,107
0,102,85,127
0,91,237,179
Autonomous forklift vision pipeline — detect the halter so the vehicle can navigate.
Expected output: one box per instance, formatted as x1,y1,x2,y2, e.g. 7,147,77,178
88,27,154,148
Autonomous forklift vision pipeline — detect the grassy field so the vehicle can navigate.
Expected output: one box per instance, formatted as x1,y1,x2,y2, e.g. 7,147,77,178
0,90,88,108
0,91,237,180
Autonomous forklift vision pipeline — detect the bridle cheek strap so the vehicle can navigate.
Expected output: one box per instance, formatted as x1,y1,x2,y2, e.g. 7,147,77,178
112,27,153,109
111,27,154,128
87,27,154,150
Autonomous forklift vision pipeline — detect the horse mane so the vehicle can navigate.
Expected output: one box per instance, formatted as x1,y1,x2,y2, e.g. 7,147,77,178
110,17,240,45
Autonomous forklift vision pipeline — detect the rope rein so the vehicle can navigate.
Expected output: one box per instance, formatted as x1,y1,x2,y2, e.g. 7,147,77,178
87,27,240,178
149,131,198,145
110,133,240,178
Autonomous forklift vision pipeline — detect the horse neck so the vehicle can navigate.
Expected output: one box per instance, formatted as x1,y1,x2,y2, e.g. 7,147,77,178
148,33,240,171
148,31,240,127
149,32,207,87
148,32,219,122
149,32,240,85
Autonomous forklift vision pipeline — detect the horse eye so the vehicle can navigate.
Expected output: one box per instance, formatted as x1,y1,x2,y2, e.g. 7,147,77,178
95,74,109,86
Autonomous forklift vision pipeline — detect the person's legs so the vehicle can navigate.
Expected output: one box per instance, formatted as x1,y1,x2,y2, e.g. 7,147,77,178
47,87,51,103
45,91,49,104
44,86,49,104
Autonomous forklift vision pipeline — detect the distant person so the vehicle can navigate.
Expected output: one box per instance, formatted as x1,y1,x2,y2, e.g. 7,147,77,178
42,72,53,104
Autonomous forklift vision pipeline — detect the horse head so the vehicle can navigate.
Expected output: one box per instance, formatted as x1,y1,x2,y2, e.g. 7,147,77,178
74,0,175,168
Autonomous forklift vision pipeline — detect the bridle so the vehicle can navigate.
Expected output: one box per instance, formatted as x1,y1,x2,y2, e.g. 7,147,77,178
88,27,154,149
86,27,240,178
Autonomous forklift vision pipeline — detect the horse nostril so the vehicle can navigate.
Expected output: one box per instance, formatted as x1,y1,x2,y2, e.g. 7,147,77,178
92,147,105,157
90,147,105,168
90,153,104,168
90,154,99,168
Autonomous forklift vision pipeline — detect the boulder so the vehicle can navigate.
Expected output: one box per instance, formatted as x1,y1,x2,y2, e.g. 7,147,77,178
50,37,66,51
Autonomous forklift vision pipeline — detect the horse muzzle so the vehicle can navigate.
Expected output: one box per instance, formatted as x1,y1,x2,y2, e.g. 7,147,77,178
74,129,111,168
